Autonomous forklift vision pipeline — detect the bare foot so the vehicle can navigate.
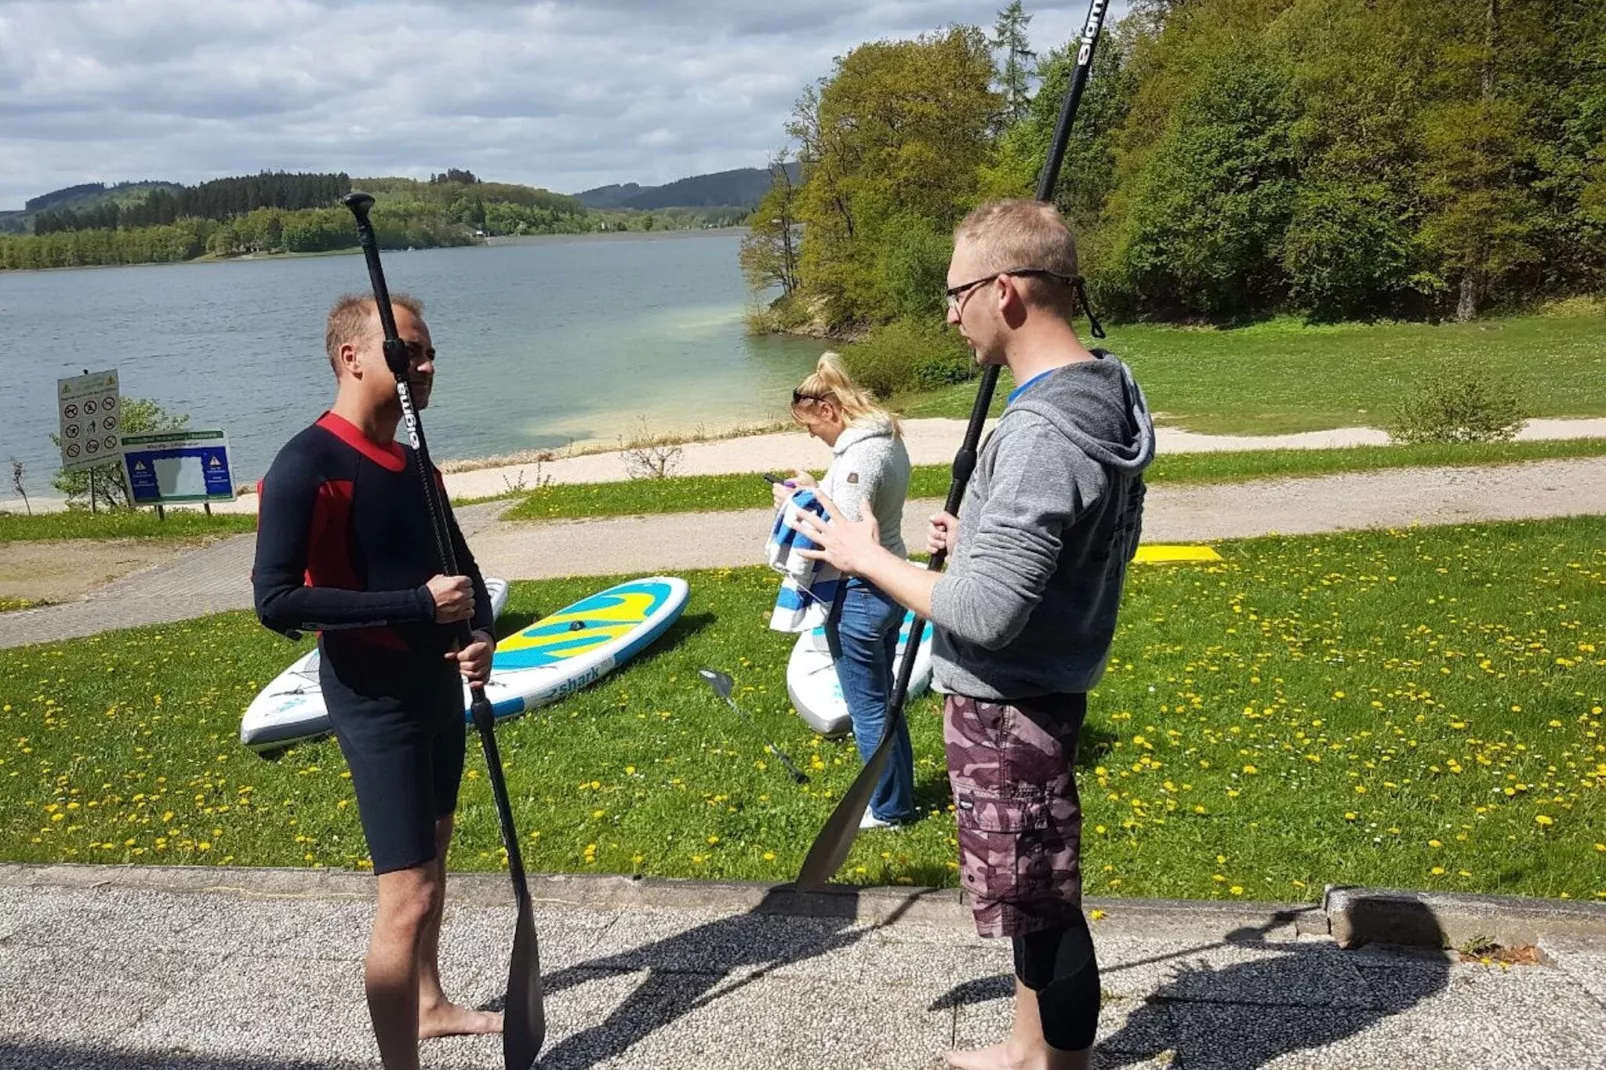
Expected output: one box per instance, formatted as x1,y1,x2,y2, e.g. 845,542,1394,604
944,1042,1029,1070
418,1000,504,1040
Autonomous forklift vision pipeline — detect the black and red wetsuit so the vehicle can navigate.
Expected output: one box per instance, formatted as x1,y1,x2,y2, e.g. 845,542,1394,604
252,411,491,873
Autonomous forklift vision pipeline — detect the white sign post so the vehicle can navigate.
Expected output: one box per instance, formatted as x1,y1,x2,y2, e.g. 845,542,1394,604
57,369,121,512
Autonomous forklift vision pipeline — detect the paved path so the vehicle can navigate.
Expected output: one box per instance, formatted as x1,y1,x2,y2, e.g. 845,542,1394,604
2,457,1603,650
0,866,1601,1070
465,456,1606,581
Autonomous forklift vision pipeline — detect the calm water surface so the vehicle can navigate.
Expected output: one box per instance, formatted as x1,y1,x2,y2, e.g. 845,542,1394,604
0,230,822,497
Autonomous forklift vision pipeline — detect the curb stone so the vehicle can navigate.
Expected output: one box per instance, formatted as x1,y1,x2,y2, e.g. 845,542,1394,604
2,863,1602,951
1324,885,1606,950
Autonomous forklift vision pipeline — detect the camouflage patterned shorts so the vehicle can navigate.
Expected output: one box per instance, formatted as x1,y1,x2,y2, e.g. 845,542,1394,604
944,693,1088,939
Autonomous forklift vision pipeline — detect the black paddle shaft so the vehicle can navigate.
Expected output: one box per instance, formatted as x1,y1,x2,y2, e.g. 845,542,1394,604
794,0,1111,891
341,192,546,1069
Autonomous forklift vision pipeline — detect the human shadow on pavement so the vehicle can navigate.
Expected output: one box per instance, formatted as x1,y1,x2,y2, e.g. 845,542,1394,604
932,900,1452,1070
0,1041,364,1070
531,885,937,1070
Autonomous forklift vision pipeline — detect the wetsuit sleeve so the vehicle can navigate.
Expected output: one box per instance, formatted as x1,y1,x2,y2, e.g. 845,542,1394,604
446,505,494,635
252,452,436,638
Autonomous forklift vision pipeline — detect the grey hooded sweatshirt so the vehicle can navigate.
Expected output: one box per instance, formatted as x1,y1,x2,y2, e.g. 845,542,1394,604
929,351,1155,702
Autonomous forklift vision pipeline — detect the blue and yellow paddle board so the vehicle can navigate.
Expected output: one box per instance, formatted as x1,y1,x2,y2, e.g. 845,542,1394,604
471,576,690,721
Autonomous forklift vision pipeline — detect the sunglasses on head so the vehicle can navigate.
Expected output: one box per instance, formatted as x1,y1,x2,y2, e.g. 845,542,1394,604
792,390,831,406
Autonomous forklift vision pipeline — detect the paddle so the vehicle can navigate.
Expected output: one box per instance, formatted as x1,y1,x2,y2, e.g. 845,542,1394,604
341,192,545,1070
793,0,1113,891
698,668,809,784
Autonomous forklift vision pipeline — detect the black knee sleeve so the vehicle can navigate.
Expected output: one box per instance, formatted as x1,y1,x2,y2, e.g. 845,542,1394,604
1013,913,1101,1052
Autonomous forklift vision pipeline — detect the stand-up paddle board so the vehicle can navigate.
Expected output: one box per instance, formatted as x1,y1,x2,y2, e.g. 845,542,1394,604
241,579,511,751
786,611,934,738
477,576,689,720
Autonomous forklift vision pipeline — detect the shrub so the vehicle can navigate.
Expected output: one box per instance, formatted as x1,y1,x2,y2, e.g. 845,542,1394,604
843,319,974,399
1388,370,1525,444
619,418,685,480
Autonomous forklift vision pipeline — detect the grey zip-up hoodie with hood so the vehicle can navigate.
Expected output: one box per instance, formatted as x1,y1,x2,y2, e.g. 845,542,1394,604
929,351,1155,702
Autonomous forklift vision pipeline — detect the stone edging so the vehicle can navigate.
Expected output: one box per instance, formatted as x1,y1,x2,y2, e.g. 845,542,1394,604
3,863,1602,951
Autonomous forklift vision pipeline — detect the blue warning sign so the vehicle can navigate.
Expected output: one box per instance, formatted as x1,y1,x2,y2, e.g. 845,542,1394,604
121,430,236,505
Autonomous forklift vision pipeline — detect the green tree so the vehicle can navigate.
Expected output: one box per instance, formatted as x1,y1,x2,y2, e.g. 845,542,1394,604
1108,46,1299,319
1416,0,1541,320
992,1,1036,127
1276,0,1435,320
51,398,189,511
981,25,1136,252
739,154,802,298
788,26,1000,327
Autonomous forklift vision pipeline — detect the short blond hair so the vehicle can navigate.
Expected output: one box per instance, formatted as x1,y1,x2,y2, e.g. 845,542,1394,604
954,200,1080,317
324,292,425,374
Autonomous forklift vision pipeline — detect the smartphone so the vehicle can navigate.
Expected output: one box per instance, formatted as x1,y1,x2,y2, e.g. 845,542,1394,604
762,472,786,484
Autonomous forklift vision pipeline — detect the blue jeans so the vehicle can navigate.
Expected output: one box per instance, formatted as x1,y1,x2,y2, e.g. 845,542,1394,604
826,578,915,823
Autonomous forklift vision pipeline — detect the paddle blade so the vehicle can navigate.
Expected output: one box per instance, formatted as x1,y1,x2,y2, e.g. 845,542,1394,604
794,712,899,890
698,668,734,702
503,902,546,1070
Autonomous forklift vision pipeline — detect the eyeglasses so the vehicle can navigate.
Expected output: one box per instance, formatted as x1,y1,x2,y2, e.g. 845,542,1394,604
792,390,831,406
942,267,1106,338
944,268,1076,312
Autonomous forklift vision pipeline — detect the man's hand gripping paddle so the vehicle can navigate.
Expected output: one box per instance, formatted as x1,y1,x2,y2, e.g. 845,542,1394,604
793,0,1113,891
342,192,545,1069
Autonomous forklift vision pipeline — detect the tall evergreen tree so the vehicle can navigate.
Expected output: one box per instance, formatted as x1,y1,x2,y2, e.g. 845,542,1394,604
992,1,1036,126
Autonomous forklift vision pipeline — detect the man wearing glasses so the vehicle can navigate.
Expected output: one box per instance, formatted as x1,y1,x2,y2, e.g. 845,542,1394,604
790,199,1155,1070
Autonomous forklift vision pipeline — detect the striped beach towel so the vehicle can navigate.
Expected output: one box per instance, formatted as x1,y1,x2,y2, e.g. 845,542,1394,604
767,488,843,633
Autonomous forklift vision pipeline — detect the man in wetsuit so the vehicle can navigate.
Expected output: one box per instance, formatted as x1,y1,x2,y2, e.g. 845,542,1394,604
252,292,501,1069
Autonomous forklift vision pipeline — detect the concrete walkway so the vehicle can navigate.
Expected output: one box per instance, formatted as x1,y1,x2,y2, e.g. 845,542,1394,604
0,865,1602,1070
2,457,1604,650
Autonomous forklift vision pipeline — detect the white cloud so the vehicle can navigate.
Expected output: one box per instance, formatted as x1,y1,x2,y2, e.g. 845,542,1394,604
0,0,1127,207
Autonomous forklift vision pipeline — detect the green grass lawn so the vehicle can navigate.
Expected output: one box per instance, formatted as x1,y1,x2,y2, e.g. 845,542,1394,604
898,313,1606,433
503,439,1606,522
0,510,255,543
0,599,44,614
1,517,1601,902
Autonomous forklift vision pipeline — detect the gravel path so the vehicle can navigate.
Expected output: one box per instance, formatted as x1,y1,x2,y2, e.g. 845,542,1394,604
1,457,1600,650
1,865,1602,1070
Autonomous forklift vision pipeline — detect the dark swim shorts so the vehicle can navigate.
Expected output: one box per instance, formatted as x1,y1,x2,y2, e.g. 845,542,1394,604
943,692,1088,938
319,647,466,875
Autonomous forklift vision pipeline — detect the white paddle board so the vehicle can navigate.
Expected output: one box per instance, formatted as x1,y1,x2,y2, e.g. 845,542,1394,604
241,578,510,751
786,610,934,738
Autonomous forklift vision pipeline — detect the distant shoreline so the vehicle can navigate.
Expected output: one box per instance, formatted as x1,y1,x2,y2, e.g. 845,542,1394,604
484,226,747,247
0,226,749,275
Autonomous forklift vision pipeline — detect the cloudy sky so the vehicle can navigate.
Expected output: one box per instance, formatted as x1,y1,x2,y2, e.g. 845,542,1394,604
0,0,1129,208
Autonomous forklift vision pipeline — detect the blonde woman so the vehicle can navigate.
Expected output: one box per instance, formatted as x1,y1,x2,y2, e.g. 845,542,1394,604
777,353,915,828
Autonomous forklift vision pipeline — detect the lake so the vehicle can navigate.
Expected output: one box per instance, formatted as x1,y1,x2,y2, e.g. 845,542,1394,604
0,230,824,499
